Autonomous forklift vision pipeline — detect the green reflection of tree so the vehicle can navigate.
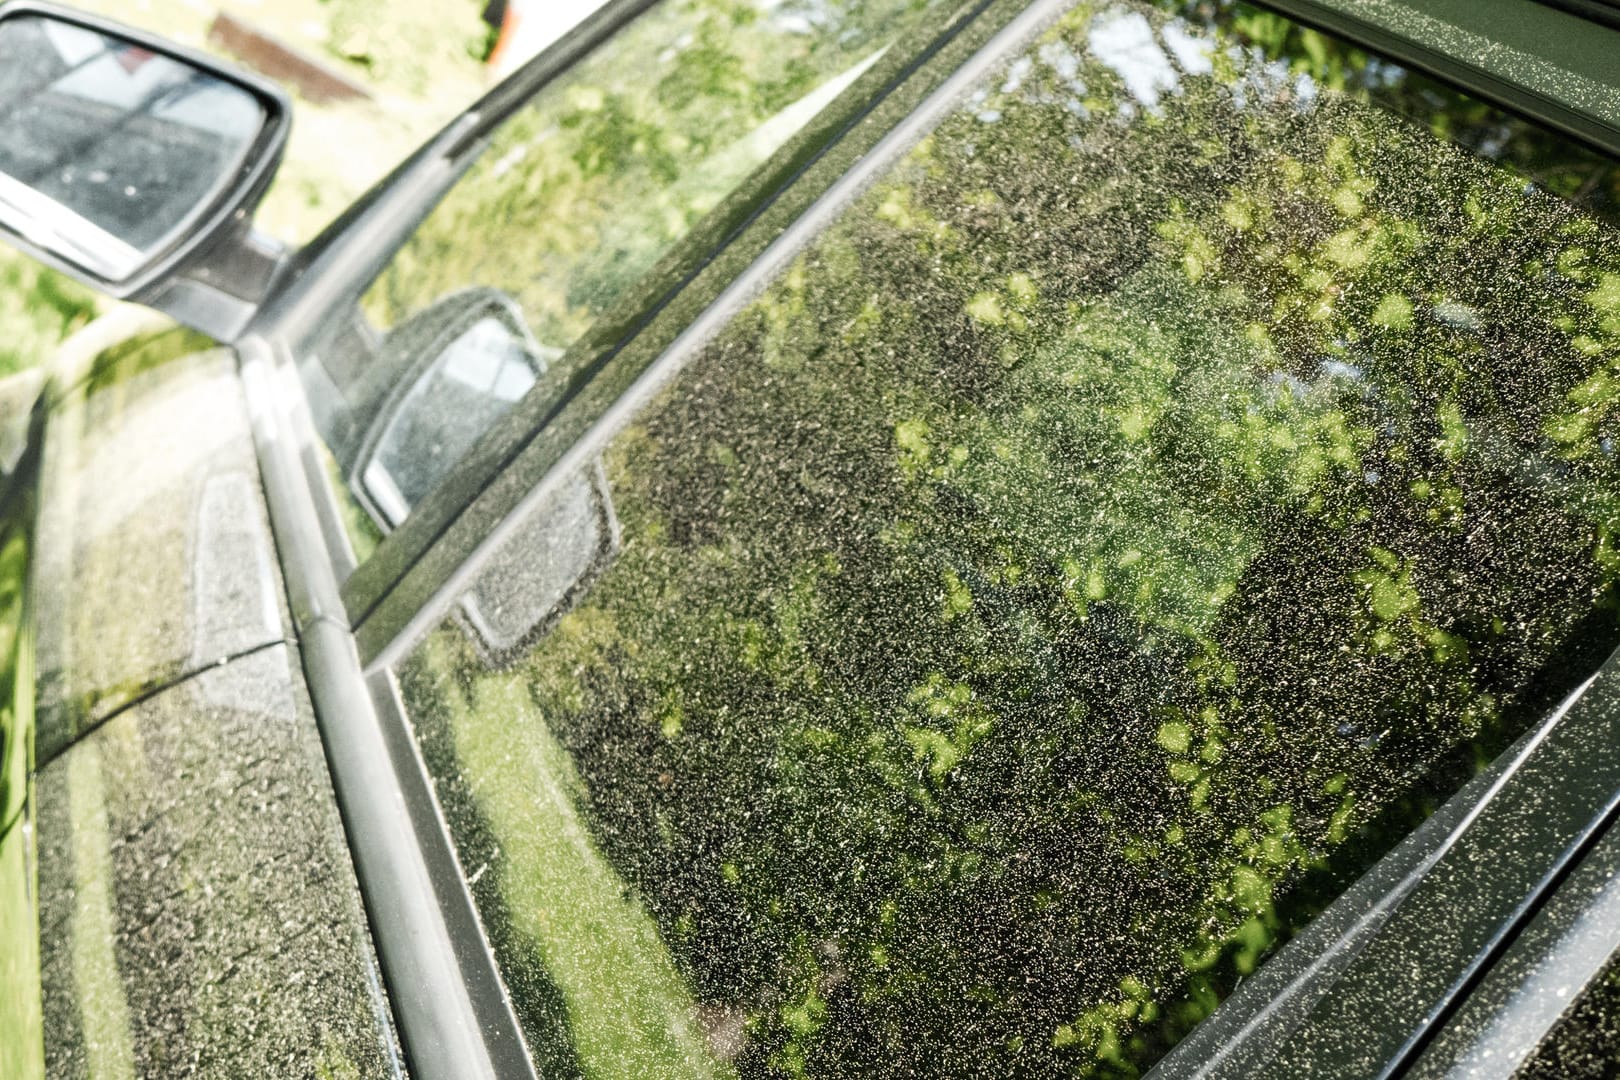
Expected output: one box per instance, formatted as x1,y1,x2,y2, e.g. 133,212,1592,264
1217,1,1620,222
366,0,947,353
403,1,1620,1076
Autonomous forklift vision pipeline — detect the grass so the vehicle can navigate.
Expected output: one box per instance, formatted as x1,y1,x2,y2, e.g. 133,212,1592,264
0,529,40,1080
0,257,98,380
0,816,43,1080
425,633,729,1080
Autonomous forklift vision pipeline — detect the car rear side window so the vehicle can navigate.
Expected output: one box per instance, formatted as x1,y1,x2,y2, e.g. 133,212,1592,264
307,0,955,559
393,1,1620,1075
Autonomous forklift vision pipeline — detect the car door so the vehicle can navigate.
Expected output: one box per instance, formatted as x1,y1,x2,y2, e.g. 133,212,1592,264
2,0,1620,1077
16,332,403,1080
231,2,1030,1078
0,9,402,1077
283,0,1620,1077
0,1,1010,1075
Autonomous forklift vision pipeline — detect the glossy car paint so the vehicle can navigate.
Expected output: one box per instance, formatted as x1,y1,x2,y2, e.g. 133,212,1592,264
323,3,1620,1076
35,645,399,1077
21,334,399,1076
1,0,1619,1077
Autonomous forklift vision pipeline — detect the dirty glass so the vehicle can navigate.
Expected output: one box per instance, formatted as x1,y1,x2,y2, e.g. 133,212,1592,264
0,15,266,281
312,0,952,557
396,1,1620,1076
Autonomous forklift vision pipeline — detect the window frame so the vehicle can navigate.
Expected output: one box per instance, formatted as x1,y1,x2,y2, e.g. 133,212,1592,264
328,0,1015,629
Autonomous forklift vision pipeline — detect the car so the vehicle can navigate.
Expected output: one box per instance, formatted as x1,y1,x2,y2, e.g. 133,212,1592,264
0,0,1618,1075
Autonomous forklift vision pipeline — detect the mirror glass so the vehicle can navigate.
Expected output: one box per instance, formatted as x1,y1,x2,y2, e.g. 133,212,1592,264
361,314,556,528
0,14,266,282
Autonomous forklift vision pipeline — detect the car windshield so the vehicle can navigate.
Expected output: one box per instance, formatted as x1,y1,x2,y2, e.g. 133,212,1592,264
396,0,1620,1076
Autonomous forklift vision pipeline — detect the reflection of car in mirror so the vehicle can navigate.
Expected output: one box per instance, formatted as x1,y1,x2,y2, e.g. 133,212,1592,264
339,286,615,656
346,288,563,531
0,14,265,280
3,1,1620,1079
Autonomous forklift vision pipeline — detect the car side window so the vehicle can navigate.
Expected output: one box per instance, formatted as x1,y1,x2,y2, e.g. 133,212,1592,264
388,1,1620,1075
307,0,955,561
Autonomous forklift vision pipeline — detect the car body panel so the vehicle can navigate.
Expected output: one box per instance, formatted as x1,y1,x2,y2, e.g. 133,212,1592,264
14,333,402,1076
5,0,1620,1076
31,339,288,762
368,0,1620,1073
35,642,400,1079
309,0,1620,1075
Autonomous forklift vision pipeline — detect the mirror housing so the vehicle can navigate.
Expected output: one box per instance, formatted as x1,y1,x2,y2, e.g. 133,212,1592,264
0,1,290,341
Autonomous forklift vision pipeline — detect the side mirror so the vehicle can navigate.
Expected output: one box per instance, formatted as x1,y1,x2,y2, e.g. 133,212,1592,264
0,1,289,339
350,287,563,530
349,285,617,659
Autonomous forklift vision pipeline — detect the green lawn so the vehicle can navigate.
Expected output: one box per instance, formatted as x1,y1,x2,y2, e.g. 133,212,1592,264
424,633,729,1080
0,527,39,1080
0,810,43,1080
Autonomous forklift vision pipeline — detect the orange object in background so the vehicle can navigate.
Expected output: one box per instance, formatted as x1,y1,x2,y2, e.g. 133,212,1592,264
483,0,605,78
483,0,517,71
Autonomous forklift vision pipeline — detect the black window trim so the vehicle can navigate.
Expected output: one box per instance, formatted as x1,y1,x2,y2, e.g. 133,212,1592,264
1406,806,1620,1075
1260,0,1620,161
1532,0,1620,32
1146,656,1620,1077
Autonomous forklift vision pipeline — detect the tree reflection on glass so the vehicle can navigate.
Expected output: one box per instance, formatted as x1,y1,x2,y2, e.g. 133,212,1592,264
400,2,1620,1077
